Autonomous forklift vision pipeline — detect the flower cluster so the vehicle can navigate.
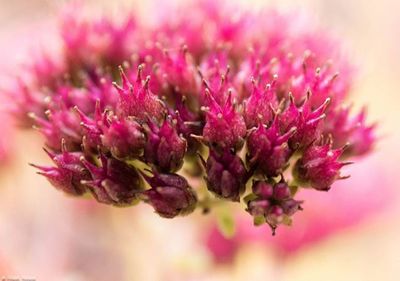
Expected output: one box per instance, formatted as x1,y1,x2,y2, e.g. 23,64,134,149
246,179,302,234
8,1,375,232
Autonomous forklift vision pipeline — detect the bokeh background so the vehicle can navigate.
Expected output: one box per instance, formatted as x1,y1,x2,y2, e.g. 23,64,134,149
0,0,399,280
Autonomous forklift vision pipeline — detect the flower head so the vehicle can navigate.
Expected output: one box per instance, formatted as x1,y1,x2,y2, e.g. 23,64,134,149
9,1,376,228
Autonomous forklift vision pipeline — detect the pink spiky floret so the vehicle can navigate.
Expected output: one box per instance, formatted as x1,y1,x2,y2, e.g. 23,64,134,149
294,143,350,191
113,66,165,122
30,140,89,195
143,117,187,172
202,91,246,150
247,116,297,177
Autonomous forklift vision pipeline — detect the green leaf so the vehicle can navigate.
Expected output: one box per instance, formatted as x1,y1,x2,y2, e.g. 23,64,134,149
243,193,258,205
253,215,266,226
282,215,293,226
217,210,236,238
289,185,299,196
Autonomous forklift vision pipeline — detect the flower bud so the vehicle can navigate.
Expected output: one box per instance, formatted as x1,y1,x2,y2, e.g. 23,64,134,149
29,107,82,151
144,117,187,172
325,106,376,157
31,140,89,196
243,79,278,129
155,45,197,96
346,108,376,156
247,117,296,177
74,101,108,151
201,149,247,202
280,94,329,149
102,117,145,159
113,65,164,121
202,90,246,150
81,155,143,205
168,97,203,155
140,171,197,218
293,143,350,191
199,59,237,107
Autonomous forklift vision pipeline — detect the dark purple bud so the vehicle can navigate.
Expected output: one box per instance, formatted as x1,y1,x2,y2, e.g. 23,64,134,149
201,149,247,202
140,171,197,218
252,180,274,198
144,118,187,172
273,182,291,200
247,117,296,177
102,117,145,159
81,155,143,206
31,140,89,196
293,143,350,191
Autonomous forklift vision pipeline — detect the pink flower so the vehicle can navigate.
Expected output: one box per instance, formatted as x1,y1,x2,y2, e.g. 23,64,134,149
9,1,376,227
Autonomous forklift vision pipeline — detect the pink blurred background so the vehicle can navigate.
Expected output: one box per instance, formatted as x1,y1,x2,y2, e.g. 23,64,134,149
0,0,399,280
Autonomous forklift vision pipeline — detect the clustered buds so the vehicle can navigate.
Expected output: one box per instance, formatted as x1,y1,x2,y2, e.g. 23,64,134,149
9,1,376,230
246,179,302,234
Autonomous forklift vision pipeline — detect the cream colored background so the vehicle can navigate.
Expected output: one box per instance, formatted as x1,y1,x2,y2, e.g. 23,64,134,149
0,0,399,280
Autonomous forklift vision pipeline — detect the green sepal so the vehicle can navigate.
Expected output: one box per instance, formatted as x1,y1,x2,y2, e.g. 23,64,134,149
217,209,236,238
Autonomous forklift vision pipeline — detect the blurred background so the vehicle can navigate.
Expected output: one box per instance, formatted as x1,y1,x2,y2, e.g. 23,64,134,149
0,0,399,280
